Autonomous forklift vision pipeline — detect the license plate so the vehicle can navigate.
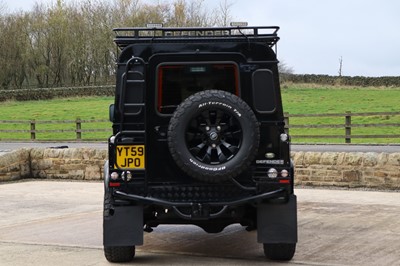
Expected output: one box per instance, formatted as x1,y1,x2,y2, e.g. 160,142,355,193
116,145,145,169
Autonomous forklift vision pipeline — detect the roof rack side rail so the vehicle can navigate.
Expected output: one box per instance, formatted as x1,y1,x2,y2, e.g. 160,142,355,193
113,26,280,49
113,26,279,39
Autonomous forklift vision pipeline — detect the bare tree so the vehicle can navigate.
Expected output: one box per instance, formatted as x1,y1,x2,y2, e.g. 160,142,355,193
0,0,241,89
0,1,6,14
338,56,343,77
216,0,233,26
278,60,294,74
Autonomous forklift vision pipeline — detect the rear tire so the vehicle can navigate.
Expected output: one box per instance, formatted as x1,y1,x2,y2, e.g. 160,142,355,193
104,246,135,263
263,243,296,261
103,163,135,263
168,90,259,183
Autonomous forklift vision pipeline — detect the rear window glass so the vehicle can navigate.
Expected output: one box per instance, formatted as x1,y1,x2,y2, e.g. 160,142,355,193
157,64,239,114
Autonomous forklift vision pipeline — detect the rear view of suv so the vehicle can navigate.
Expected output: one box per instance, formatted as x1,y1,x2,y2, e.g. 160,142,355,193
103,24,297,262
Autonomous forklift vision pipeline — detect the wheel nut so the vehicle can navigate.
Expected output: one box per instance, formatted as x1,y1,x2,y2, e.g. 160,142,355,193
217,126,221,131
206,126,210,131
209,132,218,140
212,144,216,148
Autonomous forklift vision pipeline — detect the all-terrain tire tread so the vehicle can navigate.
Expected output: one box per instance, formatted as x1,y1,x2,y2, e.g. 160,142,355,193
104,246,135,263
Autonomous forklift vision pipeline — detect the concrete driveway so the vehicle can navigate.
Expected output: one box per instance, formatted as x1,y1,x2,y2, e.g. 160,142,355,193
0,181,399,266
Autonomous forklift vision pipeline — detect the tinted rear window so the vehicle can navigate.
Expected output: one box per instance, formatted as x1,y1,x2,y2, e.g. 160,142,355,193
157,64,239,114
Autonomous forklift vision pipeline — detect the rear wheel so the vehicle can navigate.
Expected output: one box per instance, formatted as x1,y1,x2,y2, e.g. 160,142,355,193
104,246,135,262
103,171,136,263
263,243,296,261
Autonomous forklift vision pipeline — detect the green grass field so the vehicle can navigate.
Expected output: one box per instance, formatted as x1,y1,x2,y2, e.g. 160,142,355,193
281,84,400,143
0,97,113,141
281,83,400,114
0,85,399,143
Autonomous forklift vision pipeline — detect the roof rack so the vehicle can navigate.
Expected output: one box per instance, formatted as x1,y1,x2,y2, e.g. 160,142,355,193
113,26,279,50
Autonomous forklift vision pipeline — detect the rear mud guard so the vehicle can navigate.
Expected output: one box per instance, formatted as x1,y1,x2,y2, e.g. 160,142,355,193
257,194,297,244
103,205,143,246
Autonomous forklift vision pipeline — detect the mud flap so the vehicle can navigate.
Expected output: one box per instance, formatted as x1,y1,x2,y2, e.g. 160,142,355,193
257,194,297,243
103,205,143,246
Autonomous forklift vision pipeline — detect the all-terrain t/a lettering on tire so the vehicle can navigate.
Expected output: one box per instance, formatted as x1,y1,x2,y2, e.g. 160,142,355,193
168,90,260,183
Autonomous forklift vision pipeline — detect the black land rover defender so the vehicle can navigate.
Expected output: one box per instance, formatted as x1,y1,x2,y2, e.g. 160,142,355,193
103,25,297,262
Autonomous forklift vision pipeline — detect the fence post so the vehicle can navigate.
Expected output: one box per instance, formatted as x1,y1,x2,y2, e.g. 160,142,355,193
284,112,289,134
76,118,82,140
30,119,36,140
345,111,351,143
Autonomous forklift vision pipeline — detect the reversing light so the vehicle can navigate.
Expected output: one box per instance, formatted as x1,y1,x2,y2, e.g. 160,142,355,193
281,169,289,178
267,168,278,178
280,133,289,142
110,172,119,180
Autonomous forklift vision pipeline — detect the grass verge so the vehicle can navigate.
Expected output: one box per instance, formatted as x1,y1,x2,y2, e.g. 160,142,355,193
0,85,399,143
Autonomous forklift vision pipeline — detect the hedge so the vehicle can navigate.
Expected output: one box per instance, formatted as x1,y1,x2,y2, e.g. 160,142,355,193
0,86,114,102
281,74,400,87
2,74,400,102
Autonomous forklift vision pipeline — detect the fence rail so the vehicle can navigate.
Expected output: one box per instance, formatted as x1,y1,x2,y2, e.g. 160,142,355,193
0,119,110,141
0,112,399,143
284,111,400,143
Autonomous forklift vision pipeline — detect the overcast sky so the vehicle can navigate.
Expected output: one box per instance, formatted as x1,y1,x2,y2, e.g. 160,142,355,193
4,0,400,77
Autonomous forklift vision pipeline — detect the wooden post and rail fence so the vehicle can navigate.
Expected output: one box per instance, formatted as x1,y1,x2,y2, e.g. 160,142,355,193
283,111,400,143
1,111,399,143
1,118,110,141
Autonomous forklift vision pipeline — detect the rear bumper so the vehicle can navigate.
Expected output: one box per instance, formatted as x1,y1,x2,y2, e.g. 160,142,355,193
114,188,286,220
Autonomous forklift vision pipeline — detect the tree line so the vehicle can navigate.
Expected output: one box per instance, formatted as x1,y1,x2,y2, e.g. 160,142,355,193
0,0,233,90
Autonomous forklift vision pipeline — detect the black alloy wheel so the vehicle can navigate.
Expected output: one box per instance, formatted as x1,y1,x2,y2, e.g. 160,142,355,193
186,108,242,165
